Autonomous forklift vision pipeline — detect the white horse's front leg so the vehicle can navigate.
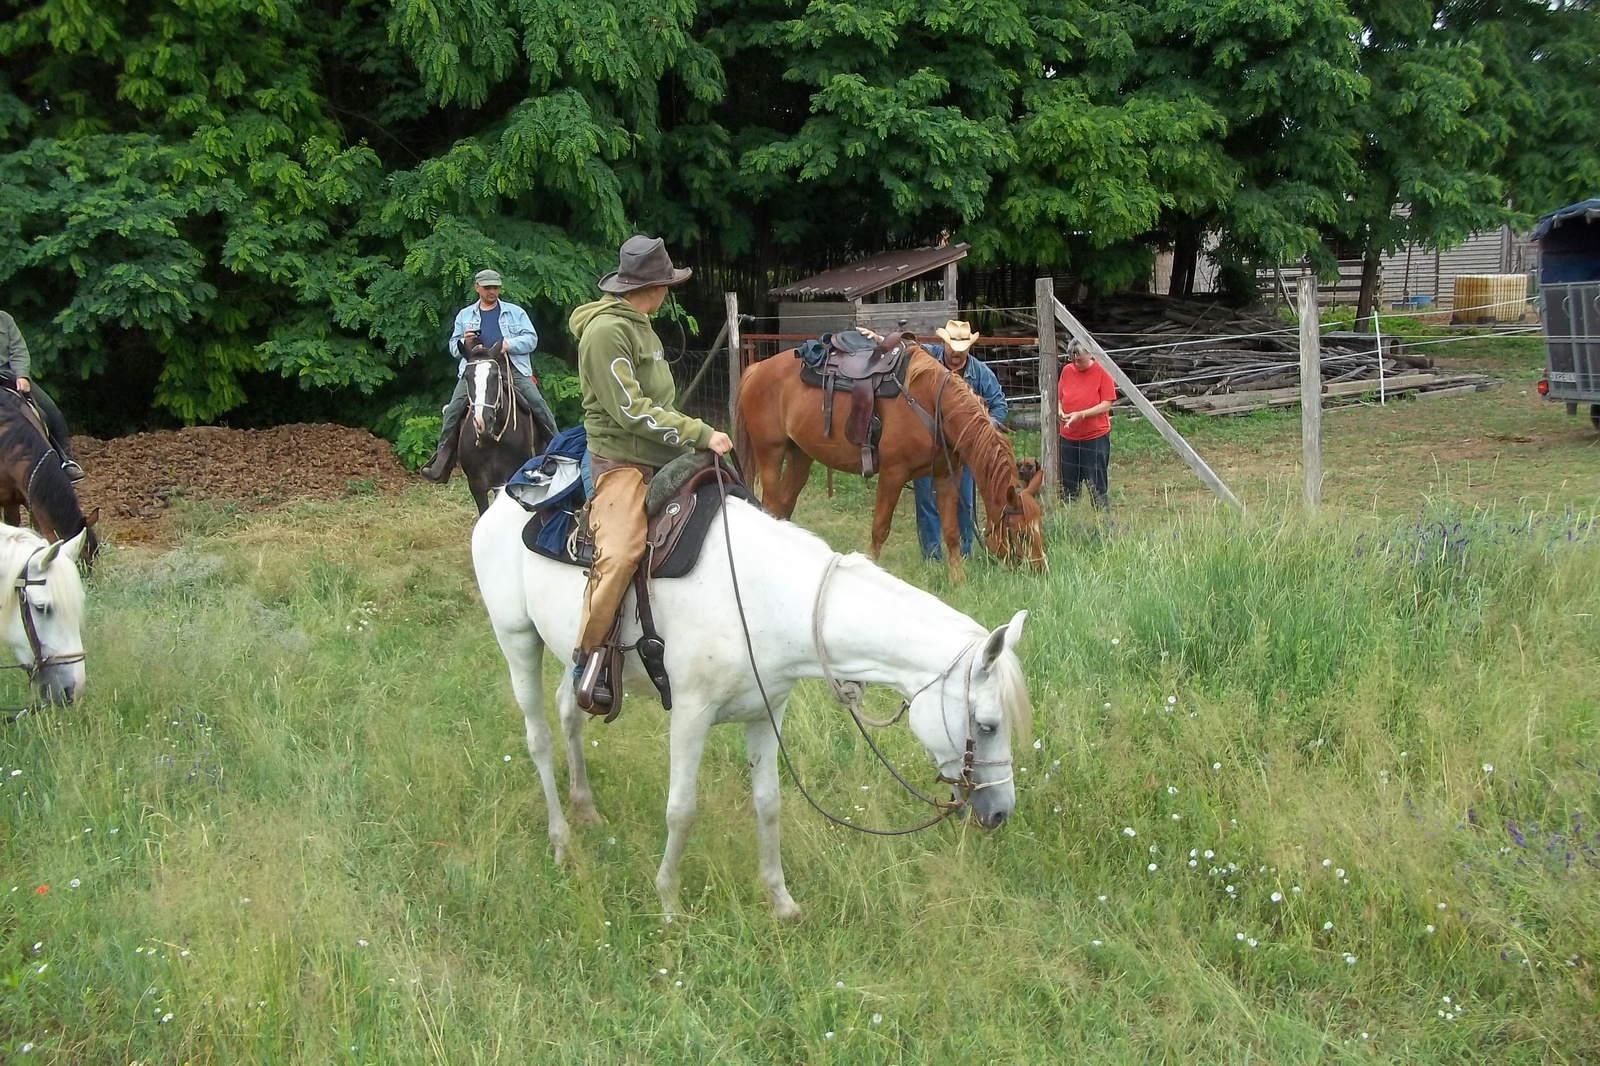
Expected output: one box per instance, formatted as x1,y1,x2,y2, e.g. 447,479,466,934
556,672,604,827
497,626,571,863
656,708,713,921
745,714,801,921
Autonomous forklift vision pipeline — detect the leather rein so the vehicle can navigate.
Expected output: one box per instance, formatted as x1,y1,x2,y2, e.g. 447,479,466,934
465,344,519,443
714,460,1009,836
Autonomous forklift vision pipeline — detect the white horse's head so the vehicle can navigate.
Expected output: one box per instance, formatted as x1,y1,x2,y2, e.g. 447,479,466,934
906,609,1031,829
4,528,89,705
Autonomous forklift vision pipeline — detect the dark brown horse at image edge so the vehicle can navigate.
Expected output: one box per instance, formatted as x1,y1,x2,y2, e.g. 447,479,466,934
458,341,546,514
0,391,99,568
734,344,1045,583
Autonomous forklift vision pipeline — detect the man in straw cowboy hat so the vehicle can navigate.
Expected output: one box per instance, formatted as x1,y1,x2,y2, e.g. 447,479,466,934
420,268,559,483
911,319,1008,559
568,236,733,710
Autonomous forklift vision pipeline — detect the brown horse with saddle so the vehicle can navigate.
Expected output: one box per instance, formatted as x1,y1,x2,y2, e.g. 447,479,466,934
734,330,1045,583
0,389,98,569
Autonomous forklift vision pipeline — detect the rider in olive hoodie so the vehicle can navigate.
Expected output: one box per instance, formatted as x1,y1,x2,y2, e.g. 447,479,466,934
570,295,712,466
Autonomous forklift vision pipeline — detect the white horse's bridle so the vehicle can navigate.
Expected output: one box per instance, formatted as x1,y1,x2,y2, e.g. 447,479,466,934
3,544,85,680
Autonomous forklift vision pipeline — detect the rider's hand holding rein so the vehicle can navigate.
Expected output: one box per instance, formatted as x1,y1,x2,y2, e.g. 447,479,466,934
14,377,28,394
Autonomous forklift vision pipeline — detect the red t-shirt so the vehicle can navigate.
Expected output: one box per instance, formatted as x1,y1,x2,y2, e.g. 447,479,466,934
1058,360,1116,440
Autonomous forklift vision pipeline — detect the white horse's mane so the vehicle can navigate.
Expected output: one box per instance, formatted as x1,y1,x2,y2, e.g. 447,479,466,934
729,499,1034,743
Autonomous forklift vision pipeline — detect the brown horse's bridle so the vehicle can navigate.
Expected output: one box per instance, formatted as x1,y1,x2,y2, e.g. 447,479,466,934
2,545,85,681
465,345,518,443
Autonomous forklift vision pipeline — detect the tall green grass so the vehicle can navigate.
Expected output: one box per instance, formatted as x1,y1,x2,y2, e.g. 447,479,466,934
3,487,1599,1062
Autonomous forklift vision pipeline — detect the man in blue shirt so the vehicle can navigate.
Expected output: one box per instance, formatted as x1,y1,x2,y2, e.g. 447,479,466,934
913,320,1008,559
420,269,560,483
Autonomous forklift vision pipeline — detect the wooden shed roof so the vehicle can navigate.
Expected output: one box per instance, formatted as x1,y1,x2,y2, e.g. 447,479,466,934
769,243,969,300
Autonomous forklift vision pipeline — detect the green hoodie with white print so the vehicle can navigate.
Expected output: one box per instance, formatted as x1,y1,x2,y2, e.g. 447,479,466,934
570,295,713,468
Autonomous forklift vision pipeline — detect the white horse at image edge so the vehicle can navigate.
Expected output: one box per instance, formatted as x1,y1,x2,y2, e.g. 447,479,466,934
471,487,1033,921
0,524,90,706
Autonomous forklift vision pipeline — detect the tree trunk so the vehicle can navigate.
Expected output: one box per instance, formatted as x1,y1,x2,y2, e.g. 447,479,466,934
1170,226,1199,296
1354,251,1381,332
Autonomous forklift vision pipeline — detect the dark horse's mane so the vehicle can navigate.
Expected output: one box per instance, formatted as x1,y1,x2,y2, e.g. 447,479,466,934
902,348,1021,514
0,390,98,564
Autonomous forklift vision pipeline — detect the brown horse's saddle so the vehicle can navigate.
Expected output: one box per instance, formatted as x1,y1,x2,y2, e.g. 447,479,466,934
796,331,913,476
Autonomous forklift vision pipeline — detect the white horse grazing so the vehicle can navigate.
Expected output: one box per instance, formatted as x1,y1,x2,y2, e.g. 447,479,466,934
472,487,1032,920
0,525,89,706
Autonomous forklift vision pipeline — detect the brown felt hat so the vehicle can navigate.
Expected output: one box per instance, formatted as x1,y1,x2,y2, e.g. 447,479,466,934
935,319,979,353
597,236,692,294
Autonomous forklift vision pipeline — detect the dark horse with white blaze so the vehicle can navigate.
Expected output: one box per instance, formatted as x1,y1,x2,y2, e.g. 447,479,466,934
0,391,98,571
457,341,547,514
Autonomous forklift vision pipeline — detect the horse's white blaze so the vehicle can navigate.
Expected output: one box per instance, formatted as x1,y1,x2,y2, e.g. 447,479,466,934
470,360,493,435
471,490,1032,919
0,523,87,704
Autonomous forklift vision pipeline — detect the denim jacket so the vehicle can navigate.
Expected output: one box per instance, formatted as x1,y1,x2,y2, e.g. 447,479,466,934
449,300,538,377
925,343,1008,425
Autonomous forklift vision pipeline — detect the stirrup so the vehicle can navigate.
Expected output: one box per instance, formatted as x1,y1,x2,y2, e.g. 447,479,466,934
575,649,617,721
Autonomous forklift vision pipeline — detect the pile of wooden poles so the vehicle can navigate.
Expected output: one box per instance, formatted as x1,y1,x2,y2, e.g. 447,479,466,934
1014,294,1498,416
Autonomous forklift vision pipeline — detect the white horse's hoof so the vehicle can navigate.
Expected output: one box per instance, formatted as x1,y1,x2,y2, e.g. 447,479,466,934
552,842,567,866
572,805,606,829
772,897,803,922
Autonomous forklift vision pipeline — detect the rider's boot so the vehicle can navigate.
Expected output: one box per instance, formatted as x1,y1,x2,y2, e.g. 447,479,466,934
60,458,85,483
418,436,457,484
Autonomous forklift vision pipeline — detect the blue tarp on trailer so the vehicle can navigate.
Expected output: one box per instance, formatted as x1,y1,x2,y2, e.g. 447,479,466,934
1533,198,1600,284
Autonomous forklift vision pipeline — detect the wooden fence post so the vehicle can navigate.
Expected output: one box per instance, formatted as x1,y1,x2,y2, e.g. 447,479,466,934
725,291,741,426
1035,278,1060,507
1298,276,1322,510
1051,297,1244,513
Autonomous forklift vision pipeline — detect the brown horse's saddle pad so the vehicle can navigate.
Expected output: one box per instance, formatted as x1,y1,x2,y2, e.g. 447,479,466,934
520,455,753,579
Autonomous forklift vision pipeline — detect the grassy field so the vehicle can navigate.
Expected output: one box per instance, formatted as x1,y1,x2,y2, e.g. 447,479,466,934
4,352,1600,1062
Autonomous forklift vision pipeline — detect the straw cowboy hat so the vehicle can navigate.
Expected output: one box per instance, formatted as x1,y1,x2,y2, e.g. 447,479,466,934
935,319,979,353
598,235,693,294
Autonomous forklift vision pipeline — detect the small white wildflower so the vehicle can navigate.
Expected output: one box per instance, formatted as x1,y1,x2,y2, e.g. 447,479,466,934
824,1032,834,1040
109,828,118,834
1149,845,1158,854
9,769,19,776
32,942,41,951
1335,868,1345,878
21,1042,34,1052
1323,921,1334,931
1426,925,1435,933
36,963,46,973
1437,902,1447,911
1443,996,1452,1004
1225,885,1235,894
1361,1033,1369,1039
1236,932,1245,941
835,981,845,990
1122,827,1136,837
1032,739,1042,750
240,898,250,904
1203,849,1214,859
357,939,368,947
1148,863,1158,872
872,1014,882,1025
1292,886,1301,894
1172,813,1181,820
1091,939,1102,947
1167,786,1178,795
68,879,80,889
1212,762,1221,770
1052,806,1061,813
1271,892,1283,903
160,1013,173,1024
1322,859,1332,867
1344,954,1357,965
1097,895,1107,902
1188,859,1198,867
1103,702,1111,709
1247,938,1258,948
179,950,189,958
1483,764,1494,773
591,740,598,747
504,755,512,762
1167,696,1177,705
658,968,668,975
675,980,683,987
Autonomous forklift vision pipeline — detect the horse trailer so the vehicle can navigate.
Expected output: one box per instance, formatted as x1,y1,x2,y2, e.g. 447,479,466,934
1534,198,1600,429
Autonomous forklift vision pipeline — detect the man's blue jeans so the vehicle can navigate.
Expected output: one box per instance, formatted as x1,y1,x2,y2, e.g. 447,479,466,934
912,467,976,559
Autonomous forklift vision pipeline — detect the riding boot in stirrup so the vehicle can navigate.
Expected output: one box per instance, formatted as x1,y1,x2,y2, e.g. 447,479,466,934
575,648,613,714
418,441,456,484
60,458,85,483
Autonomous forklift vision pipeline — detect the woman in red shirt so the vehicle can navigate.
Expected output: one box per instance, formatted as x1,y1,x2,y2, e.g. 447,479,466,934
1057,341,1116,509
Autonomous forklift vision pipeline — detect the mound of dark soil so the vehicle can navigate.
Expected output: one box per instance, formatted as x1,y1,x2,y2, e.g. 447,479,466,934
72,423,412,536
